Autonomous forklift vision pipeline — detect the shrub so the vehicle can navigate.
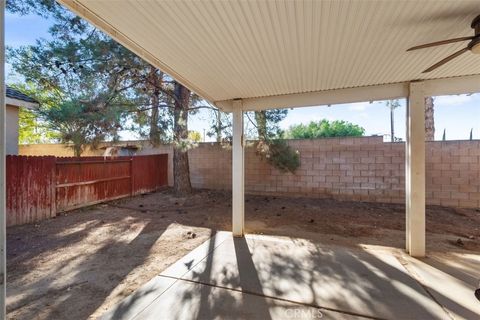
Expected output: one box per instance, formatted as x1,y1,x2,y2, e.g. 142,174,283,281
285,119,365,139
256,139,300,173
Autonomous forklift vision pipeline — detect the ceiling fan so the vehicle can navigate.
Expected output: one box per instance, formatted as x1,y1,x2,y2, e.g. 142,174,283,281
407,14,480,73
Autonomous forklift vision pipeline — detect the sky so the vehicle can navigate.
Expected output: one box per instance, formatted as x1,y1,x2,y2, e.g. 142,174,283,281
6,12,480,142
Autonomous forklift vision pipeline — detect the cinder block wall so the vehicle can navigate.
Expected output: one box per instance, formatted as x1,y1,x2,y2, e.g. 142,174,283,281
20,137,480,208
426,140,480,208
189,137,480,208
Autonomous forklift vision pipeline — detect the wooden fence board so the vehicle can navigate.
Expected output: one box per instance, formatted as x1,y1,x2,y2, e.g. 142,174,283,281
132,154,169,195
6,156,56,226
55,159,132,212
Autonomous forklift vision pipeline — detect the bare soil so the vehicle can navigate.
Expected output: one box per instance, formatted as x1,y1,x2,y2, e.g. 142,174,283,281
6,189,480,319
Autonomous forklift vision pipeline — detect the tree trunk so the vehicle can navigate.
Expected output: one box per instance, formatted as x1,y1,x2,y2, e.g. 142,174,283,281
254,111,267,140
148,67,162,145
390,107,395,142
149,91,161,145
216,110,222,142
173,82,192,195
73,144,82,157
425,96,435,141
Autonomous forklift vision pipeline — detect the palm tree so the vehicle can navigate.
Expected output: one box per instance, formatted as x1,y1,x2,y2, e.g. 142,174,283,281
425,97,435,141
386,100,400,142
388,98,435,142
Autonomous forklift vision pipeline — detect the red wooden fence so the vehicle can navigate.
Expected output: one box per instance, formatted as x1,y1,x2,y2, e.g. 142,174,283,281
7,154,168,226
6,156,56,226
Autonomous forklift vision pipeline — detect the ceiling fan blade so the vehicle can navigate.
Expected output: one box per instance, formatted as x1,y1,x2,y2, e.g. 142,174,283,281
422,47,469,73
407,36,474,51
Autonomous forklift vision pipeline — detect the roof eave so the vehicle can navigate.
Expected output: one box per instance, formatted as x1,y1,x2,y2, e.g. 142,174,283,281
6,97,39,110
217,74,480,112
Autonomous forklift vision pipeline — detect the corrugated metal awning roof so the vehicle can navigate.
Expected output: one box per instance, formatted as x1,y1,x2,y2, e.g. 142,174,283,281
58,0,480,109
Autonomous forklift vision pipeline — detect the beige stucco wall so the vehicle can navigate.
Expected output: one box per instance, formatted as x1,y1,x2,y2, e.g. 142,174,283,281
19,141,170,156
6,105,19,155
19,143,100,157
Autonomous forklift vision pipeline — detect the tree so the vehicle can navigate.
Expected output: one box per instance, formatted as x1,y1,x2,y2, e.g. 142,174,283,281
9,83,59,144
172,82,192,194
248,110,300,173
206,108,232,143
253,109,288,140
7,0,171,145
389,98,434,142
425,97,435,141
18,108,43,144
8,0,203,194
8,37,132,155
7,5,137,155
205,107,299,173
42,100,125,156
285,119,365,139
386,100,400,142
188,131,202,142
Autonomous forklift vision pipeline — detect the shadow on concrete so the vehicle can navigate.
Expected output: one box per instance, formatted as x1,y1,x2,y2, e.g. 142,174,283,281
98,232,480,319
258,239,440,319
167,236,273,320
139,234,478,319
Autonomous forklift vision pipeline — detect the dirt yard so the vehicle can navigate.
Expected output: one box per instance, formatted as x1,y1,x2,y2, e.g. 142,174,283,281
6,189,480,319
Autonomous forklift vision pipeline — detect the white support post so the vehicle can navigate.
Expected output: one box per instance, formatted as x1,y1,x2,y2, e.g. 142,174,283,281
232,101,244,237
0,0,5,315
405,98,411,253
406,82,426,257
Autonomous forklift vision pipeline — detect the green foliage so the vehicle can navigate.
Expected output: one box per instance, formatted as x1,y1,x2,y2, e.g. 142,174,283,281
18,108,42,144
7,0,208,152
188,131,202,142
245,109,300,173
174,138,198,153
386,99,400,110
206,109,232,143
18,109,47,144
246,109,287,140
40,100,124,156
285,119,365,139
7,0,73,21
7,1,144,154
255,139,300,173
257,109,288,138
9,83,60,143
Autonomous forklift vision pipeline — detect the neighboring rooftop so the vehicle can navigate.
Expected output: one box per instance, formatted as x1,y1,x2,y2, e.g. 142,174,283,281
6,86,38,104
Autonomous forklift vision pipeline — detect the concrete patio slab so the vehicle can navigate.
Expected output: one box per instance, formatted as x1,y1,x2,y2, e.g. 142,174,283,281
132,279,365,320
161,231,232,279
102,276,177,320
103,233,478,320
400,253,480,320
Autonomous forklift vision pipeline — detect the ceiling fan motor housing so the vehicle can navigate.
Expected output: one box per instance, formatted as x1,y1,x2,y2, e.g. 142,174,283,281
471,14,480,33
471,15,480,54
